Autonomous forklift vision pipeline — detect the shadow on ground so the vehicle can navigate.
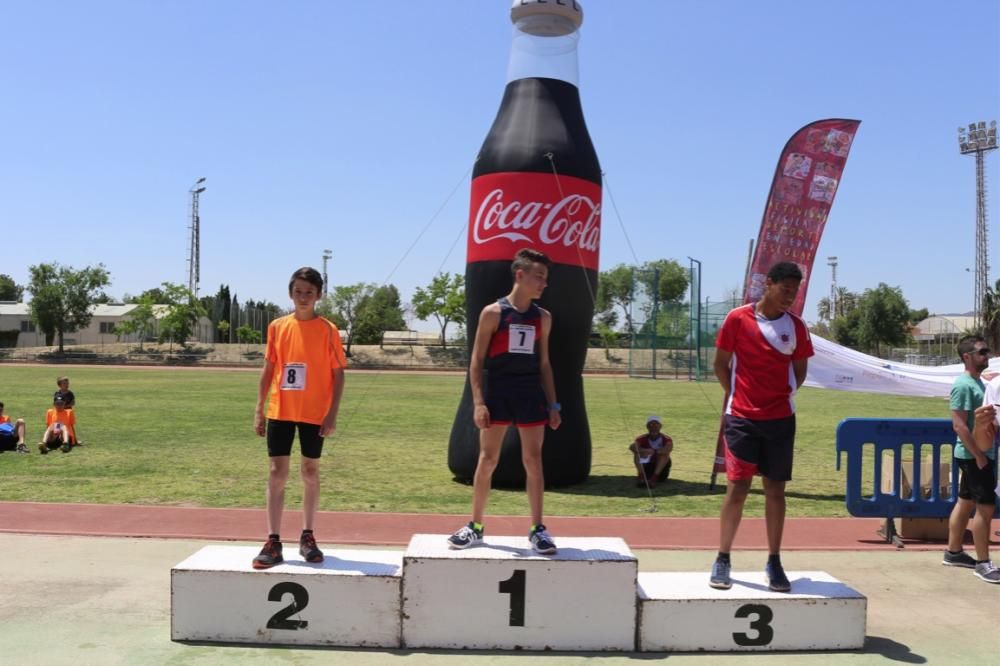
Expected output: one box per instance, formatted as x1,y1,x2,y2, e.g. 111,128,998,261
548,475,844,503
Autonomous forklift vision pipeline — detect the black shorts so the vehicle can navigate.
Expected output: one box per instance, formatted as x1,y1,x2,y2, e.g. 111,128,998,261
266,419,324,459
957,457,998,505
0,434,17,451
485,377,547,427
724,414,796,482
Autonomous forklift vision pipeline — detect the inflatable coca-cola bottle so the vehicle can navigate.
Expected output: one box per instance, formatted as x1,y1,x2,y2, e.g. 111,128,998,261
448,0,601,487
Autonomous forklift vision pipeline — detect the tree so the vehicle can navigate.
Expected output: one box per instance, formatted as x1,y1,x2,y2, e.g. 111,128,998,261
596,259,689,337
352,284,407,345
156,282,207,349
324,283,377,354
640,259,690,303
592,308,619,359
980,279,1000,351
411,273,466,348
126,286,168,304
200,284,231,342
595,264,636,334
27,263,111,352
0,274,24,301
854,283,911,356
908,307,929,325
114,294,156,350
236,325,262,345
217,319,231,343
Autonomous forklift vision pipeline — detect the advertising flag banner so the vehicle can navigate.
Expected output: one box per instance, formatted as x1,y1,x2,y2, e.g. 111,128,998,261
743,119,861,315
711,119,861,483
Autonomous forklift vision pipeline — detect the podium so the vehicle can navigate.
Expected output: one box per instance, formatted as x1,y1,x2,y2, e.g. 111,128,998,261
638,571,866,651
401,534,637,651
171,545,402,647
171,539,867,652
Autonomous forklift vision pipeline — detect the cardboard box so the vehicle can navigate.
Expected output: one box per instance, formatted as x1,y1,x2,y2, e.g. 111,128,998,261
898,518,950,540
880,457,952,499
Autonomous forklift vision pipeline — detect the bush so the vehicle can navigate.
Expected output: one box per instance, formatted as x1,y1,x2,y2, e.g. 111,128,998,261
0,329,18,348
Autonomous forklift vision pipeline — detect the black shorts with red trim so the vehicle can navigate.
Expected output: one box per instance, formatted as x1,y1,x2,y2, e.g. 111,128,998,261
485,376,547,427
723,414,796,482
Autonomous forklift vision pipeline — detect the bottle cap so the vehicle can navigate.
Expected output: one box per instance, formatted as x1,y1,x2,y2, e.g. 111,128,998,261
510,0,583,35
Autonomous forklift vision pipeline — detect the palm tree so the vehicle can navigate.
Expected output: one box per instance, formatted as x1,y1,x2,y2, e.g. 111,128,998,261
980,279,1000,351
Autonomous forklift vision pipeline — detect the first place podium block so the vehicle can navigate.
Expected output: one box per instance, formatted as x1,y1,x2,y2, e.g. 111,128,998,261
171,545,403,648
638,571,866,652
401,534,638,651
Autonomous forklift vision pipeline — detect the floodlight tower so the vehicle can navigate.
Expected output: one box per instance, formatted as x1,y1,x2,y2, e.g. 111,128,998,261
958,121,998,329
322,249,333,297
187,177,207,297
827,256,838,318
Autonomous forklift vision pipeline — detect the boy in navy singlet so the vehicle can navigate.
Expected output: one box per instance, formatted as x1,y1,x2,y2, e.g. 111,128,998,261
448,248,562,554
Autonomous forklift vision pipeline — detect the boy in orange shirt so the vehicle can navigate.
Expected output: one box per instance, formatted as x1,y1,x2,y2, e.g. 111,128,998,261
252,267,347,569
40,395,76,454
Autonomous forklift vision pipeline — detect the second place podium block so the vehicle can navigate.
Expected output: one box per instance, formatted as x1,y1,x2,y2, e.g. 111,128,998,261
171,545,403,647
401,534,638,651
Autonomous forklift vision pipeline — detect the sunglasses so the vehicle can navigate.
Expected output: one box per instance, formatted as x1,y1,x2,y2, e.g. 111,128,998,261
975,348,991,356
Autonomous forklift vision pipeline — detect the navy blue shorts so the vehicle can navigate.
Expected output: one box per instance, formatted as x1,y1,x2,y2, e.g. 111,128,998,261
724,414,796,482
266,419,324,459
485,378,547,427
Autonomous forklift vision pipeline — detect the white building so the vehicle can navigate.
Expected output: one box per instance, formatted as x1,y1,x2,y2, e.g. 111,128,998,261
0,302,215,348
911,315,975,342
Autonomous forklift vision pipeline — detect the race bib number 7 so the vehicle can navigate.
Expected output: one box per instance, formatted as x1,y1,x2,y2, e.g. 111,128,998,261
280,363,307,391
508,324,536,354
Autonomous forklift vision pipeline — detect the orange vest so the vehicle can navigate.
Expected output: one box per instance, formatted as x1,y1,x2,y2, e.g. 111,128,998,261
265,315,347,425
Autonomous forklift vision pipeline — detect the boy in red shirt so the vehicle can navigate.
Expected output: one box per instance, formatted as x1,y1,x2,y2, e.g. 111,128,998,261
252,267,347,569
709,262,813,592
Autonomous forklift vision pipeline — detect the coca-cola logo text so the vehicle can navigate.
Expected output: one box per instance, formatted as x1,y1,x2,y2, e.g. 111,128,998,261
473,188,601,252
466,172,602,269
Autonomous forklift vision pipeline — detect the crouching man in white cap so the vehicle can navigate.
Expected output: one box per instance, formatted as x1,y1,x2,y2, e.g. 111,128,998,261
629,415,673,488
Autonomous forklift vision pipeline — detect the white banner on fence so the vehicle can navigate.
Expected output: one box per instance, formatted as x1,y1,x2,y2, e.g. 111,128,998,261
804,335,1000,398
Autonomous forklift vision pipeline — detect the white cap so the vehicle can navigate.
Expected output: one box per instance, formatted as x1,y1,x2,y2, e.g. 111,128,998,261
511,0,583,35
646,415,662,425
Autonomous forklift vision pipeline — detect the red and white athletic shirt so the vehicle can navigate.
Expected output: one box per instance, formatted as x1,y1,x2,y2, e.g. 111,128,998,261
715,304,814,420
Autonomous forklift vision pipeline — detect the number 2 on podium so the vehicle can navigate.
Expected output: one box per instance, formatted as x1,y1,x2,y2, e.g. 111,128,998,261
267,582,310,630
498,569,526,627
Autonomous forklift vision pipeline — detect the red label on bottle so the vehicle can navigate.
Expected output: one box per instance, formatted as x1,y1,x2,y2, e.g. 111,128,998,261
467,172,601,270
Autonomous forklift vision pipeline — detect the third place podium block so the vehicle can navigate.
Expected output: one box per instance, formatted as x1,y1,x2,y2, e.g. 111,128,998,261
401,534,637,651
638,571,866,652
171,545,403,648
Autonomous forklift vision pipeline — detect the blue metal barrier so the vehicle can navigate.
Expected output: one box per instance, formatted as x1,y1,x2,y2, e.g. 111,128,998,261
835,418,999,546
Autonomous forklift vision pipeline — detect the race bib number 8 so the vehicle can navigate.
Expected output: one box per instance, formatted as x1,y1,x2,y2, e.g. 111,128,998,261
280,363,307,391
508,324,535,354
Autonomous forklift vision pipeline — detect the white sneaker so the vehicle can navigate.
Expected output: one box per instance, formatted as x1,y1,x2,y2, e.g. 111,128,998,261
973,560,1000,584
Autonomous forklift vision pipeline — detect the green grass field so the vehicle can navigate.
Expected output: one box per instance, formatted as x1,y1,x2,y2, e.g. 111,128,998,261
0,365,947,517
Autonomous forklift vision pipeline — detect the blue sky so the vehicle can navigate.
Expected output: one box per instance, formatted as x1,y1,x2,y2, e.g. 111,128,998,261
2,1,998,327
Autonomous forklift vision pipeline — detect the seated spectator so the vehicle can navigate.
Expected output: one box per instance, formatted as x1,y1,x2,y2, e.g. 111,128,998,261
0,401,29,454
54,375,84,444
54,376,76,408
39,396,77,454
629,415,674,487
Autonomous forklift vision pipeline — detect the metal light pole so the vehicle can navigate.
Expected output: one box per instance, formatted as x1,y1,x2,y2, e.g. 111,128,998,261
687,256,702,380
827,256,838,318
322,249,333,297
187,178,207,297
958,121,997,330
